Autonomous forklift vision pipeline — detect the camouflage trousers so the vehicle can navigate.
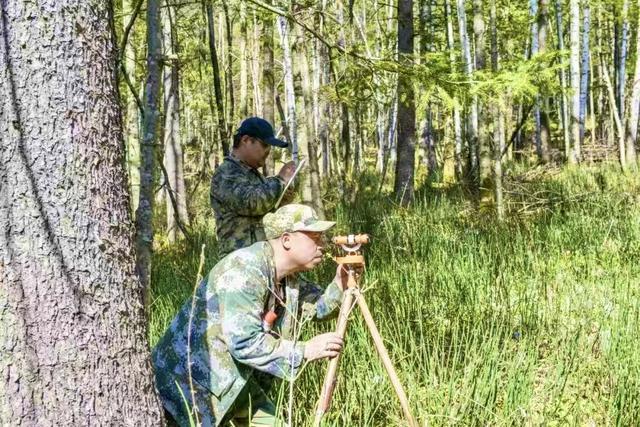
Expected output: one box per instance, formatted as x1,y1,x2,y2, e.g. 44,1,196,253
163,375,279,427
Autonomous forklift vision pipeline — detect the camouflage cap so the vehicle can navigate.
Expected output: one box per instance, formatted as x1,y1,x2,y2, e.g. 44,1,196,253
263,204,335,240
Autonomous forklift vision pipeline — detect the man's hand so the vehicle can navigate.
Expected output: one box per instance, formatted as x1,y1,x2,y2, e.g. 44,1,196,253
333,264,363,290
277,161,296,182
303,332,344,361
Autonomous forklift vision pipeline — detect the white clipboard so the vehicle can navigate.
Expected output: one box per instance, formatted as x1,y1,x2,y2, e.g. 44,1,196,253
274,158,306,209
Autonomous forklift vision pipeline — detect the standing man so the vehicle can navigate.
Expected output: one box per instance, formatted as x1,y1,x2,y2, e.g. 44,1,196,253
153,204,348,426
211,117,296,258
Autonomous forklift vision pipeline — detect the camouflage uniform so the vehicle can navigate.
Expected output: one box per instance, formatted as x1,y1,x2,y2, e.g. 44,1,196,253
152,241,343,426
210,154,285,257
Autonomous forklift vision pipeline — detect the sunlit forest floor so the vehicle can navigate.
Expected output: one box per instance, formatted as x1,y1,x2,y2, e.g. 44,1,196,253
149,163,640,426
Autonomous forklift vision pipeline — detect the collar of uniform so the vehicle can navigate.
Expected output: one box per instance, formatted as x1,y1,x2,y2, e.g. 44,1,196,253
263,240,278,287
228,152,256,171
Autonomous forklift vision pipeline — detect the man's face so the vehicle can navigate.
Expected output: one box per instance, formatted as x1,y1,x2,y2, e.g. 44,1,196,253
242,136,271,168
288,231,326,271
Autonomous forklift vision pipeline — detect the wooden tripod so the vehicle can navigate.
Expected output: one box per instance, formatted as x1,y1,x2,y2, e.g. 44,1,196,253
313,235,417,427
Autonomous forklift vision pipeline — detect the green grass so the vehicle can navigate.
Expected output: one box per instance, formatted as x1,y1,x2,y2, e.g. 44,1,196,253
149,164,640,426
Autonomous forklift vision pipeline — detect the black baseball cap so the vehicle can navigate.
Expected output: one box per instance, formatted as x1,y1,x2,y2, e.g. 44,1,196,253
235,117,288,148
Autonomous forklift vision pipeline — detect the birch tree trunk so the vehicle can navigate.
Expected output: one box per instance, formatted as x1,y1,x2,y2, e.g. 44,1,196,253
579,2,590,144
569,0,581,163
0,0,163,423
394,0,416,205
135,0,163,297
491,0,505,220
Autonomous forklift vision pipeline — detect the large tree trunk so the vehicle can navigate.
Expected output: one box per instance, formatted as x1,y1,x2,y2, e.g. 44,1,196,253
394,0,416,205
162,0,189,243
569,0,581,163
135,0,163,299
0,1,163,424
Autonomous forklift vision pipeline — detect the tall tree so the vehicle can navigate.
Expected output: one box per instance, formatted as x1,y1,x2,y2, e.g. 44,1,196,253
569,0,581,163
474,0,491,188
162,0,189,242
395,0,416,204
0,0,163,423
122,0,141,213
446,0,464,179
205,2,230,156
537,0,551,162
136,0,163,297
624,0,640,168
261,13,276,175
579,1,590,144
458,0,479,186
277,14,298,162
555,0,571,161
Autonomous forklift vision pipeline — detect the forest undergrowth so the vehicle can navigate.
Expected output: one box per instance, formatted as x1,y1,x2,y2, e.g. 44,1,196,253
149,163,640,426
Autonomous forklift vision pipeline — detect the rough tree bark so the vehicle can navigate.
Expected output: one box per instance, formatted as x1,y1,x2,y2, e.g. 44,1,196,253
537,0,551,162
555,0,571,160
0,0,164,424
136,0,163,298
394,0,416,205
261,13,276,175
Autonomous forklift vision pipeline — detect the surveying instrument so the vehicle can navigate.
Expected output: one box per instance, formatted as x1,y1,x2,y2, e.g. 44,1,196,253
313,234,418,427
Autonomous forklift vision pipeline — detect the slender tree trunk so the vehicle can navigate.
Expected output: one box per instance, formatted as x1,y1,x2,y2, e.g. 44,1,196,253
277,15,298,162
555,0,571,160
295,27,314,207
458,0,479,187
537,0,551,162
162,0,188,243
0,0,164,423
261,14,276,175
474,0,491,188
446,0,464,180
205,2,229,156
222,2,235,130
579,2,590,145
530,0,544,160
490,0,504,220
135,0,162,298
624,0,640,167
123,0,141,214
569,0,581,163
394,0,416,205
618,0,629,122
239,2,248,118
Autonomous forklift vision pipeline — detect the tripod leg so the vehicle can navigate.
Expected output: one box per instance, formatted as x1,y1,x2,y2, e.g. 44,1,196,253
313,272,357,426
355,291,418,427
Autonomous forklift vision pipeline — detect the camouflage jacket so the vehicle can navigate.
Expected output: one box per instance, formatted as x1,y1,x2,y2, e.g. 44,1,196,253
152,242,343,426
210,155,285,257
